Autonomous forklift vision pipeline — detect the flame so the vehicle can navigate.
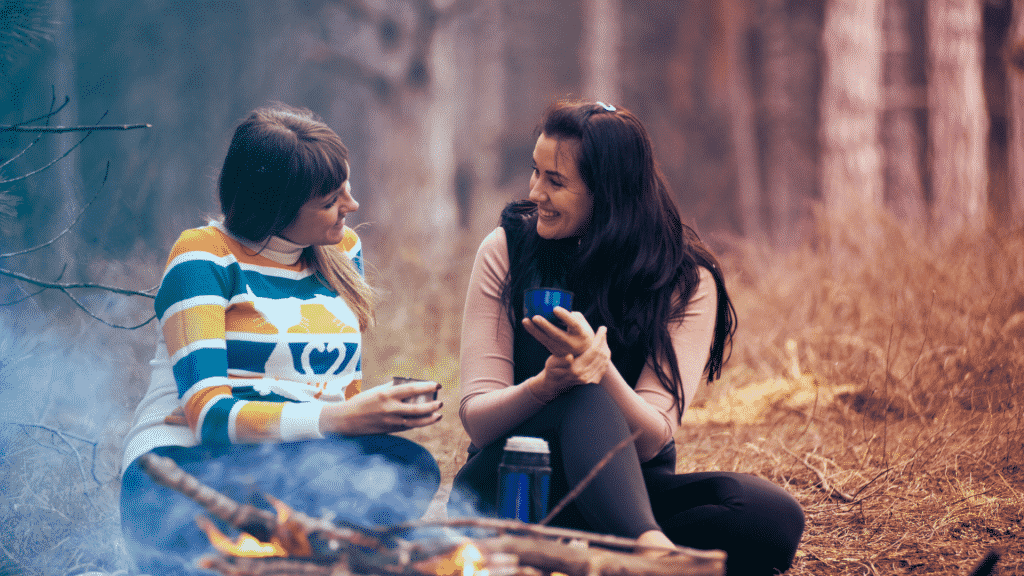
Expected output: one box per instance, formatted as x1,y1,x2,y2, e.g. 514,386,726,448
434,542,487,576
196,516,287,558
459,543,485,576
268,494,292,524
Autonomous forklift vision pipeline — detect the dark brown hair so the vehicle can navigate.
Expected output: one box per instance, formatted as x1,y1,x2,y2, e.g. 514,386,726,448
219,104,375,329
503,100,736,415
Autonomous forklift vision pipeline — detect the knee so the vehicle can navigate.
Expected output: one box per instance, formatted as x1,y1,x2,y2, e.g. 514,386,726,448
558,385,621,421
735,475,805,572
358,434,441,489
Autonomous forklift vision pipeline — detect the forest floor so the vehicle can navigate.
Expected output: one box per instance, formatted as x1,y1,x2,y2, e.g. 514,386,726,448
364,209,1024,576
393,369,1024,576
3,209,1021,576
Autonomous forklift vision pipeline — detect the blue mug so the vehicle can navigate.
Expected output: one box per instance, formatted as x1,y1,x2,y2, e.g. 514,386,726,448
523,288,573,328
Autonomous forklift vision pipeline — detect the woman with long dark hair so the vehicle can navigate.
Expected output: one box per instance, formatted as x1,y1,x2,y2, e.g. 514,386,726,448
452,100,804,575
120,104,443,576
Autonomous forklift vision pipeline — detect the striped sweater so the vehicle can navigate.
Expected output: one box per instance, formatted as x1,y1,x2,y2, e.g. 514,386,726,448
153,222,364,445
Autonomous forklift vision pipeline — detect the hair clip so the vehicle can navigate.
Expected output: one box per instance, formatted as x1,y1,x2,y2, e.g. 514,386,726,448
596,101,616,112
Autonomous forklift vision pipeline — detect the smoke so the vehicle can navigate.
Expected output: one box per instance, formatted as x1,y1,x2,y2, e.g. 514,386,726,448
0,302,141,576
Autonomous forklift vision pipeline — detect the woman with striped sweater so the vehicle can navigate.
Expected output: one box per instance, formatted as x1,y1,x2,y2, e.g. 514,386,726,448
119,104,442,576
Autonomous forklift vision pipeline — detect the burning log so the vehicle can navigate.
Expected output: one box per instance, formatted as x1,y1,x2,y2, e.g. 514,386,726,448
138,452,725,576
199,555,351,576
476,535,722,576
138,453,385,560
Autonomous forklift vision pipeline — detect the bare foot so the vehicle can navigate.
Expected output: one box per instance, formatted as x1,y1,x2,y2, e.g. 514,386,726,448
637,529,675,558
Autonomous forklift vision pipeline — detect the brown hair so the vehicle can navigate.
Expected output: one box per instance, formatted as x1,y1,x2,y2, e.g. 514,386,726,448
219,103,375,329
502,100,736,416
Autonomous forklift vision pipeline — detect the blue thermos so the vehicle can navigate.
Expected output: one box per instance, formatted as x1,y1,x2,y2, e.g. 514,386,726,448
497,436,551,523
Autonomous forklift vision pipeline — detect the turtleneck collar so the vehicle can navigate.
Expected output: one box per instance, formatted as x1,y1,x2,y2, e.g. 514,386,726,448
213,221,309,266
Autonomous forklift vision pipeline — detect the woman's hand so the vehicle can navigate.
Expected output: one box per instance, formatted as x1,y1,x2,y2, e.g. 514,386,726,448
522,306,597,357
320,380,443,436
570,325,612,384
527,326,612,403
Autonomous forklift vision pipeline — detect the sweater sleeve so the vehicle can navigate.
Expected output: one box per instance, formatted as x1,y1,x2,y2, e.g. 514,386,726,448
155,227,362,445
458,228,718,453
458,228,549,448
629,266,717,453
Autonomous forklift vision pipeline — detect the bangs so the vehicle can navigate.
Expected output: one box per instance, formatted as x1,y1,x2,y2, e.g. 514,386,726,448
295,138,349,200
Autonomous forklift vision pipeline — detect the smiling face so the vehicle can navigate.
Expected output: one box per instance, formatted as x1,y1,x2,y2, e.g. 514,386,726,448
280,176,359,246
529,133,593,240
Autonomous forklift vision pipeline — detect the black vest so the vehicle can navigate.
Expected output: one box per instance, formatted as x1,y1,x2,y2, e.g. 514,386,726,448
501,203,648,389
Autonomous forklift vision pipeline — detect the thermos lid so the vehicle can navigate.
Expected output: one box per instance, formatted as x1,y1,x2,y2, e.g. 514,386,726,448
504,436,550,454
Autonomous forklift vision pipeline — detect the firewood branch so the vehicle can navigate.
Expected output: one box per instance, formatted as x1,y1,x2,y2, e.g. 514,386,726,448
478,534,724,576
139,452,726,576
138,453,386,558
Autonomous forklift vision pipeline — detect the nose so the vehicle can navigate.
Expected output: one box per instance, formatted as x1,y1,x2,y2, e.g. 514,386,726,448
342,195,359,214
528,178,545,203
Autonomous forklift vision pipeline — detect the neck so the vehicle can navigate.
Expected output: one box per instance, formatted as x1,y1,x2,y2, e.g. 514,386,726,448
215,221,309,266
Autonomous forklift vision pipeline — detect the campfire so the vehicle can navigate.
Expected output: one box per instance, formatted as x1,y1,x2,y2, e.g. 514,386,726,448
139,453,726,576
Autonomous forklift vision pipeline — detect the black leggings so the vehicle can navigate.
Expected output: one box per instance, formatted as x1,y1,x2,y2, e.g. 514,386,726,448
450,386,804,575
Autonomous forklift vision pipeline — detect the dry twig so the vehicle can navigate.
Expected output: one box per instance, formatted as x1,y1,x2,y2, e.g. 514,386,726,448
781,446,855,502
539,428,643,525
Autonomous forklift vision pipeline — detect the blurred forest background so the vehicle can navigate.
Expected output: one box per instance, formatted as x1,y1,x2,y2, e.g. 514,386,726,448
2,0,1024,575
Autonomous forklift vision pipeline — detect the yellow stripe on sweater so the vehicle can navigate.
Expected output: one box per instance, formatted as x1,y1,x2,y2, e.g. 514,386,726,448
163,304,226,358
235,402,283,442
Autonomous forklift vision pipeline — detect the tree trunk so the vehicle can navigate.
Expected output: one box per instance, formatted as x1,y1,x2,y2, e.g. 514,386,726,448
927,0,989,233
454,0,507,230
721,0,765,240
582,0,621,104
761,0,823,247
881,0,928,225
1006,0,1024,222
820,0,885,218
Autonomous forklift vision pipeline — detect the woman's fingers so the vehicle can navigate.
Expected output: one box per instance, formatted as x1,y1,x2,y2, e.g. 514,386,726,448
553,308,595,337
571,326,611,383
326,381,444,435
523,309,598,357
401,410,444,429
522,317,567,354
385,380,442,403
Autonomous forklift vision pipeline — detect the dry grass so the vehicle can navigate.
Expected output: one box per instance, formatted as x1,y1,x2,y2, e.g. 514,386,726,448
361,208,1024,575
2,207,1021,575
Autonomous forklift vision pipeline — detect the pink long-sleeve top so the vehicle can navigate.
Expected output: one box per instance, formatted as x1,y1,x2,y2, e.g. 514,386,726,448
458,227,718,461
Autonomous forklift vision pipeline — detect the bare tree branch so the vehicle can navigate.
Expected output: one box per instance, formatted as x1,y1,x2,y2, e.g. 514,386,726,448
0,110,110,185
1,421,108,486
0,94,157,329
0,264,157,329
1,161,109,259
15,90,70,126
62,288,157,329
0,283,47,305
0,122,152,133
0,266,156,299
0,89,66,172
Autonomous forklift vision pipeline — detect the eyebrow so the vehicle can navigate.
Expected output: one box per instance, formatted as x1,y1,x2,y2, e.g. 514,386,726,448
533,154,566,180
535,163,564,180
544,169,565,181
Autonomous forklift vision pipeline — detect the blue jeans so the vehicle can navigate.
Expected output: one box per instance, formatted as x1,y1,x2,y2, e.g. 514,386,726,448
121,435,439,576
